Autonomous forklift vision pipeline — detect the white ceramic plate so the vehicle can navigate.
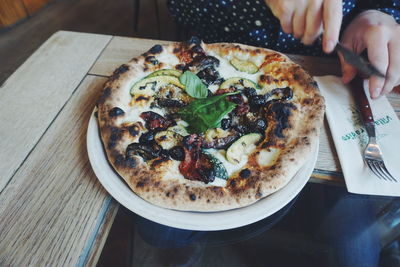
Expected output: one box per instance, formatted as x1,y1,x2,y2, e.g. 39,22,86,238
87,111,318,231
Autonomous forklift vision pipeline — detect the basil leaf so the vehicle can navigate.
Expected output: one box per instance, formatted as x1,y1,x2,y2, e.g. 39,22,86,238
178,92,239,133
179,71,208,99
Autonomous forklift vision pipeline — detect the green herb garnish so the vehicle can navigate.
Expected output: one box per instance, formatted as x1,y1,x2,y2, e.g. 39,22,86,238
179,71,208,99
178,92,239,133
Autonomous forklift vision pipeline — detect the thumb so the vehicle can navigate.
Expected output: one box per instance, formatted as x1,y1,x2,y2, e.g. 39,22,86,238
338,50,357,84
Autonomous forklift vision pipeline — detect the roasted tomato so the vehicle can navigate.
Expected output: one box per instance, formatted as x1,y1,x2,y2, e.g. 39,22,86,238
179,134,215,183
140,111,175,131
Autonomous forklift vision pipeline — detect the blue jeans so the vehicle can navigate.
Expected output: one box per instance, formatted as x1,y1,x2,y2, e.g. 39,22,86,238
314,186,381,267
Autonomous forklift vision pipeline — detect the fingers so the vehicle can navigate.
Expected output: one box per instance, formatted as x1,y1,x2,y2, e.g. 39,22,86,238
269,0,342,47
382,41,400,95
365,28,389,98
279,6,294,33
322,0,342,53
302,0,323,45
268,0,295,34
292,6,307,38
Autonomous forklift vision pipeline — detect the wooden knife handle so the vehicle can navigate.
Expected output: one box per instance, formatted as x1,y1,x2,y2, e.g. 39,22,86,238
350,76,374,124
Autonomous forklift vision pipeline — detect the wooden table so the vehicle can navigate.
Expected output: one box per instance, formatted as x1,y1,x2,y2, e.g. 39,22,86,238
0,31,399,266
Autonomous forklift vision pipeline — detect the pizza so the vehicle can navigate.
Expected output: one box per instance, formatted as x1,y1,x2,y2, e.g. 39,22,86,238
96,37,325,211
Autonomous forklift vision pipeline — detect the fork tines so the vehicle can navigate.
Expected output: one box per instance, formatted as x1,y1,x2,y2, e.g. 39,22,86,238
365,159,397,182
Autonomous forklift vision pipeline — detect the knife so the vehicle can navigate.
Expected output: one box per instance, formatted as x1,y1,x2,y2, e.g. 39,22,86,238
335,42,386,78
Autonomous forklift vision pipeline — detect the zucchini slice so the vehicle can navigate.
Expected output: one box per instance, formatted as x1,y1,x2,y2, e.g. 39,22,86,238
219,77,261,90
203,152,228,180
130,76,184,96
147,69,182,78
226,133,262,164
230,57,259,74
154,130,183,150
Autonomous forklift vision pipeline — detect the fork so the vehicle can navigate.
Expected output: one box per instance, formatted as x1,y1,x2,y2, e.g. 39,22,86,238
351,77,397,182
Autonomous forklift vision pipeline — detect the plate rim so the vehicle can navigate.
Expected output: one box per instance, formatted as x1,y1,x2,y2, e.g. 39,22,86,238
87,110,318,231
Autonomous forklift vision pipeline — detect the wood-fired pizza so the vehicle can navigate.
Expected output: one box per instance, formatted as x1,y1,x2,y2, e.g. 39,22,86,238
96,37,325,211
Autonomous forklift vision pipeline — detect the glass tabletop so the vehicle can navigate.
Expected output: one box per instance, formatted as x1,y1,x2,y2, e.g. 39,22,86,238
118,183,400,267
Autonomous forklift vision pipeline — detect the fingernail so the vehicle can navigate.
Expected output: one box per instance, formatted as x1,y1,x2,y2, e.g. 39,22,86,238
373,88,381,98
325,40,334,53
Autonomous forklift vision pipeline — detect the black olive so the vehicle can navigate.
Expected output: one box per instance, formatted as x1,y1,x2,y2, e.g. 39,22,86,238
281,87,293,100
268,87,293,101
201,56,220,68
254,118,267,132
188,36,201,45
221,118,232,130
234,124,250,134
148,44,163,54
191,44,204,54
191,56,220,71
159,149,170,158
145,56,159,65
243,87,257,97
175,64,186,71
189,194,197,201
229,94,244,104
139,131,155,144
214,77,224,85
109,107,124,117
197,67,222,86
239,168,251,178
128,125,140,137
126,143,160,161
169,146,185,161
249,95,267,107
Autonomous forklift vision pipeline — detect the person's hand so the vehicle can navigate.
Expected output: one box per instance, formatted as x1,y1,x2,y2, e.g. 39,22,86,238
340,10,400,99
264,0,342,53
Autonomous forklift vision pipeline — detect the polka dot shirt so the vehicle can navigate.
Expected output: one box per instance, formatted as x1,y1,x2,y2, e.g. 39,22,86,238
167,0,400,57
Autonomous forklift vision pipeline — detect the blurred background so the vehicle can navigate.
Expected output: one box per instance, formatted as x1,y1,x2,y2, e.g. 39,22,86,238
0,0,186,85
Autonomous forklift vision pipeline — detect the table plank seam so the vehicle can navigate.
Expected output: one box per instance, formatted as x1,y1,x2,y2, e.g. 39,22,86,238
88,73,110,78
0,35,114,195
0,73,94,194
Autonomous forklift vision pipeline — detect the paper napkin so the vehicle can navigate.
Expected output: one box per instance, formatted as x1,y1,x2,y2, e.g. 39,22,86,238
315,75,400,197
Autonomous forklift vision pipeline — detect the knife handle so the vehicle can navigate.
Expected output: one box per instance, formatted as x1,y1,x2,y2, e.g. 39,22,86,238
350,76,374,124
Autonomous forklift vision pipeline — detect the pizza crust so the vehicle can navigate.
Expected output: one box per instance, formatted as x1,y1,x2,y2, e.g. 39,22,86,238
97,42,325,211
